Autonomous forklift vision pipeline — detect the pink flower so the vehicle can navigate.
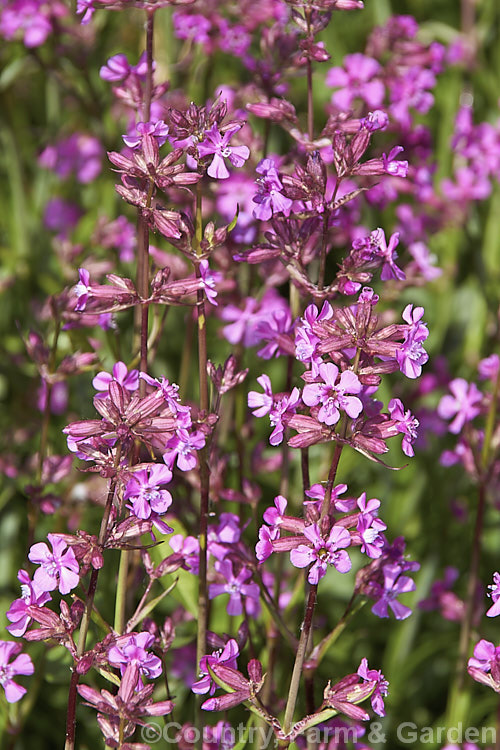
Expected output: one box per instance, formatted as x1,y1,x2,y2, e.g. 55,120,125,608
438,378,482,434
169,534,199,574
302,363,363,426
370,563,416,620
6,570,51,637
252,158,293,221
326,54,384,111
248,374,273,417
290,524,351,584
74,268,91,312
0,641,34,703
487,572,500,618
76,0,94,24
396,304,429,379
198,123,250,180
199,260,220,305
123,120,169,149
124,465,173,520
28,534,80,595
388,398,419,457
92,361,139,398
357,658,389,717
192,638,239,696
163,428,206,471
108,633,162,689
209,560,260,616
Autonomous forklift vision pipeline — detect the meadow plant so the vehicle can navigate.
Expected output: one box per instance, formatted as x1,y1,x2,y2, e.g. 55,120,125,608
1,0,500,749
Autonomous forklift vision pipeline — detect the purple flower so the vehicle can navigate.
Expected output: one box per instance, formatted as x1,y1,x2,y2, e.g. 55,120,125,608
469,639,500,673
388,398,419,457
290,524,351,584
74,268,91,312
486,572,500,618
123,120,169,149
0,0,62,47
39,134,102,184
256,307,294,360
371,563,416,620
437,378,482,434
263,495,288,528
218,20,251,56
295,302,333,364
407,242,442,281
37,380,68,416
124,465,173,521
357,658,389,717
207,513,241,561
356,493,386,559
99,53,131,82
140,374,183,414
396,304,429,379
216,171,257,243
28,534,80,595
173,11,211,45
248,374,273,417
255,524,279,563
76,0,94,24
468,639,500,692
163,429,205,472
209,560,260,616
371,229,406,281
418,567,463,622
169,534,199,574
108,632,162,689
192,638,239,696
304,483,355,513
302,363,363,426
100,51,149,82
382,146,409,178
252,158,293,221
220,289,288,347
478,354,500,382
44,198,82,237
0,641,34,703
326,54,384,111
198,123,250,180
93,361,139,397
269,387,301,445
6,570,51,637
199,260,220,305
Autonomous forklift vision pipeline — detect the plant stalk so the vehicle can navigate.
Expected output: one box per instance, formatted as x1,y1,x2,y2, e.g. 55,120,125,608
64,446,122,750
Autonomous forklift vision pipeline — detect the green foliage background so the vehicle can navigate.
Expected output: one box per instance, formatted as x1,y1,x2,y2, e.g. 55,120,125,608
1,1,500,748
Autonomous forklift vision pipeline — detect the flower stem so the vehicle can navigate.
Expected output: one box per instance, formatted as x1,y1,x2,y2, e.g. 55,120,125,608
193,181,210,749
305,8,314,142
446,367,500,726
116,9,156,642
282,582,318,738
114,549,130,634
64,446,122,750
281,441,345,740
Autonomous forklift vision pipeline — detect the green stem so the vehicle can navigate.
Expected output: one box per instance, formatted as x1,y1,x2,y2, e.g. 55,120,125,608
117,9,156,641
194,182,210,750
114,549,130,634
305,8,314,142
446,367,500,726
281,430,348,740
282,583,317,738
64,446,122,750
